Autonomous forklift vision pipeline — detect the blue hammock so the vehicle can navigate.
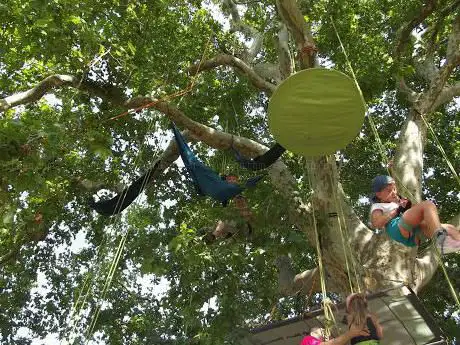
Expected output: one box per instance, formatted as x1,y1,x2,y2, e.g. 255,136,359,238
90,125,264,216
172,123,263,205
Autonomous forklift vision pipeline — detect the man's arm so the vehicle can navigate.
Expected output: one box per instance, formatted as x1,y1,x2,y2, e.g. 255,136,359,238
321,328,370,345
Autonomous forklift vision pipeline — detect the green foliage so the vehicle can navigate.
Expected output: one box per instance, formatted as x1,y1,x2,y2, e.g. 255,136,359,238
0,0,459,344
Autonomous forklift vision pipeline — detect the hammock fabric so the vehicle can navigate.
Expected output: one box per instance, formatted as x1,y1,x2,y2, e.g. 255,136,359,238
172,123,263,205
232,143,286,170
89,162,158,216
90,124,264,216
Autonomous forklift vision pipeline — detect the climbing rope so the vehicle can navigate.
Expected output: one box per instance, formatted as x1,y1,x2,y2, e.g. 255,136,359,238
326,155,362,294
305,158,336,341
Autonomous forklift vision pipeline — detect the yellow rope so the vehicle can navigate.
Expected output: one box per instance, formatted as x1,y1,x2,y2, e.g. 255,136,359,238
326,155,362,294
433,244,460,309
305,159,335,340
85,227,130,342
418,113,460,310
330,16,460,310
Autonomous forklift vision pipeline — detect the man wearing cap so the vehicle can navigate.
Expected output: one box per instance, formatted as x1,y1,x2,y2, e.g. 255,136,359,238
369,175,460,254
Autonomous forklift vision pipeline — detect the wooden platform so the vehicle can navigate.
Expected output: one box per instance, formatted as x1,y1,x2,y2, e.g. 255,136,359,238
241,286,447,345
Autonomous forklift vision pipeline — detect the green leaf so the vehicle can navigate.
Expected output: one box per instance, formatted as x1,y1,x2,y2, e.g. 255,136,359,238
67,15,82,25
35,18,52,28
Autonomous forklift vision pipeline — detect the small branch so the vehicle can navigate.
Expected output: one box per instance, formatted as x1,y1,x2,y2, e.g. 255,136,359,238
408,13,459,115
0,246,20,265
393,1,438,106
74,177,107,192
188,54,276,94
393,0,438,59
416,12,460,113
223,0,241,24
247,32,264,62
424,0,460,56
0,228,48,266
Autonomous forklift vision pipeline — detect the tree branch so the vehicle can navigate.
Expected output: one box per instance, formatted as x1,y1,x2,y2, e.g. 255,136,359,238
188,54,276,94
414,53,439,83
418,13,460,113
396,77,421,104
393,0,439,59
253,63,282,84
431,81,460,109
0,73,314,277
222,0,264,62
393,1,439,105
275,0,316,68
276,255,319,295
1,227,49,266
275,0,312,48
0,75,127,113
276,23,293,79
445,12,460,65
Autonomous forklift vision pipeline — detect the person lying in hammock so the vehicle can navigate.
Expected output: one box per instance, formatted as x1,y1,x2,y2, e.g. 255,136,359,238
222,174,254,228
201,174,255,244
369,175,460,254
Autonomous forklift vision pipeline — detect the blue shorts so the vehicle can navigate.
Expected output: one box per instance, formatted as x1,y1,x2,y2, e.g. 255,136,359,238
385,216,420,247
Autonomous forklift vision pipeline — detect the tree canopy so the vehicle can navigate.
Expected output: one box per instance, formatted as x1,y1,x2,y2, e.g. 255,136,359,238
1,0,459,344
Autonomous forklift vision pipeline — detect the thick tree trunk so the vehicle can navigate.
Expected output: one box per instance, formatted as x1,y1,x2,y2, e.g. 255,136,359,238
393,109,427,203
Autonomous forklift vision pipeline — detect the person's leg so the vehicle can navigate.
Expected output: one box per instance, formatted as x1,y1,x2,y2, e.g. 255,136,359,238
418,222,460,253
401,201,443,238
401,200,451,252
442,224,460,241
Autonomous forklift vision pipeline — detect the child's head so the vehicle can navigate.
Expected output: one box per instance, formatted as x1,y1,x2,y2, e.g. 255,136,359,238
371,175,398,202
346,293,368,328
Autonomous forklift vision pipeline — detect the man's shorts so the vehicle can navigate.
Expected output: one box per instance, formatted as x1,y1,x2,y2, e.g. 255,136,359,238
385,216,420,247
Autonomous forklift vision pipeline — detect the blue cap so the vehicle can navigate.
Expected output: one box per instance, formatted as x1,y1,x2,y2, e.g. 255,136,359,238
371,175,395,193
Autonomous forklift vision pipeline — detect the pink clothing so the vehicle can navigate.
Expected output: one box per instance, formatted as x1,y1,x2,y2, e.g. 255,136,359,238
300,335,322,345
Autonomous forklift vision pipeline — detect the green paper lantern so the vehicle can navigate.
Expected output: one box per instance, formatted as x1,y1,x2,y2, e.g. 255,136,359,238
268,68,365,156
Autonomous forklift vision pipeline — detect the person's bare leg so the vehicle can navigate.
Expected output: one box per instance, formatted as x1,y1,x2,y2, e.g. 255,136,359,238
402,201,443,238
